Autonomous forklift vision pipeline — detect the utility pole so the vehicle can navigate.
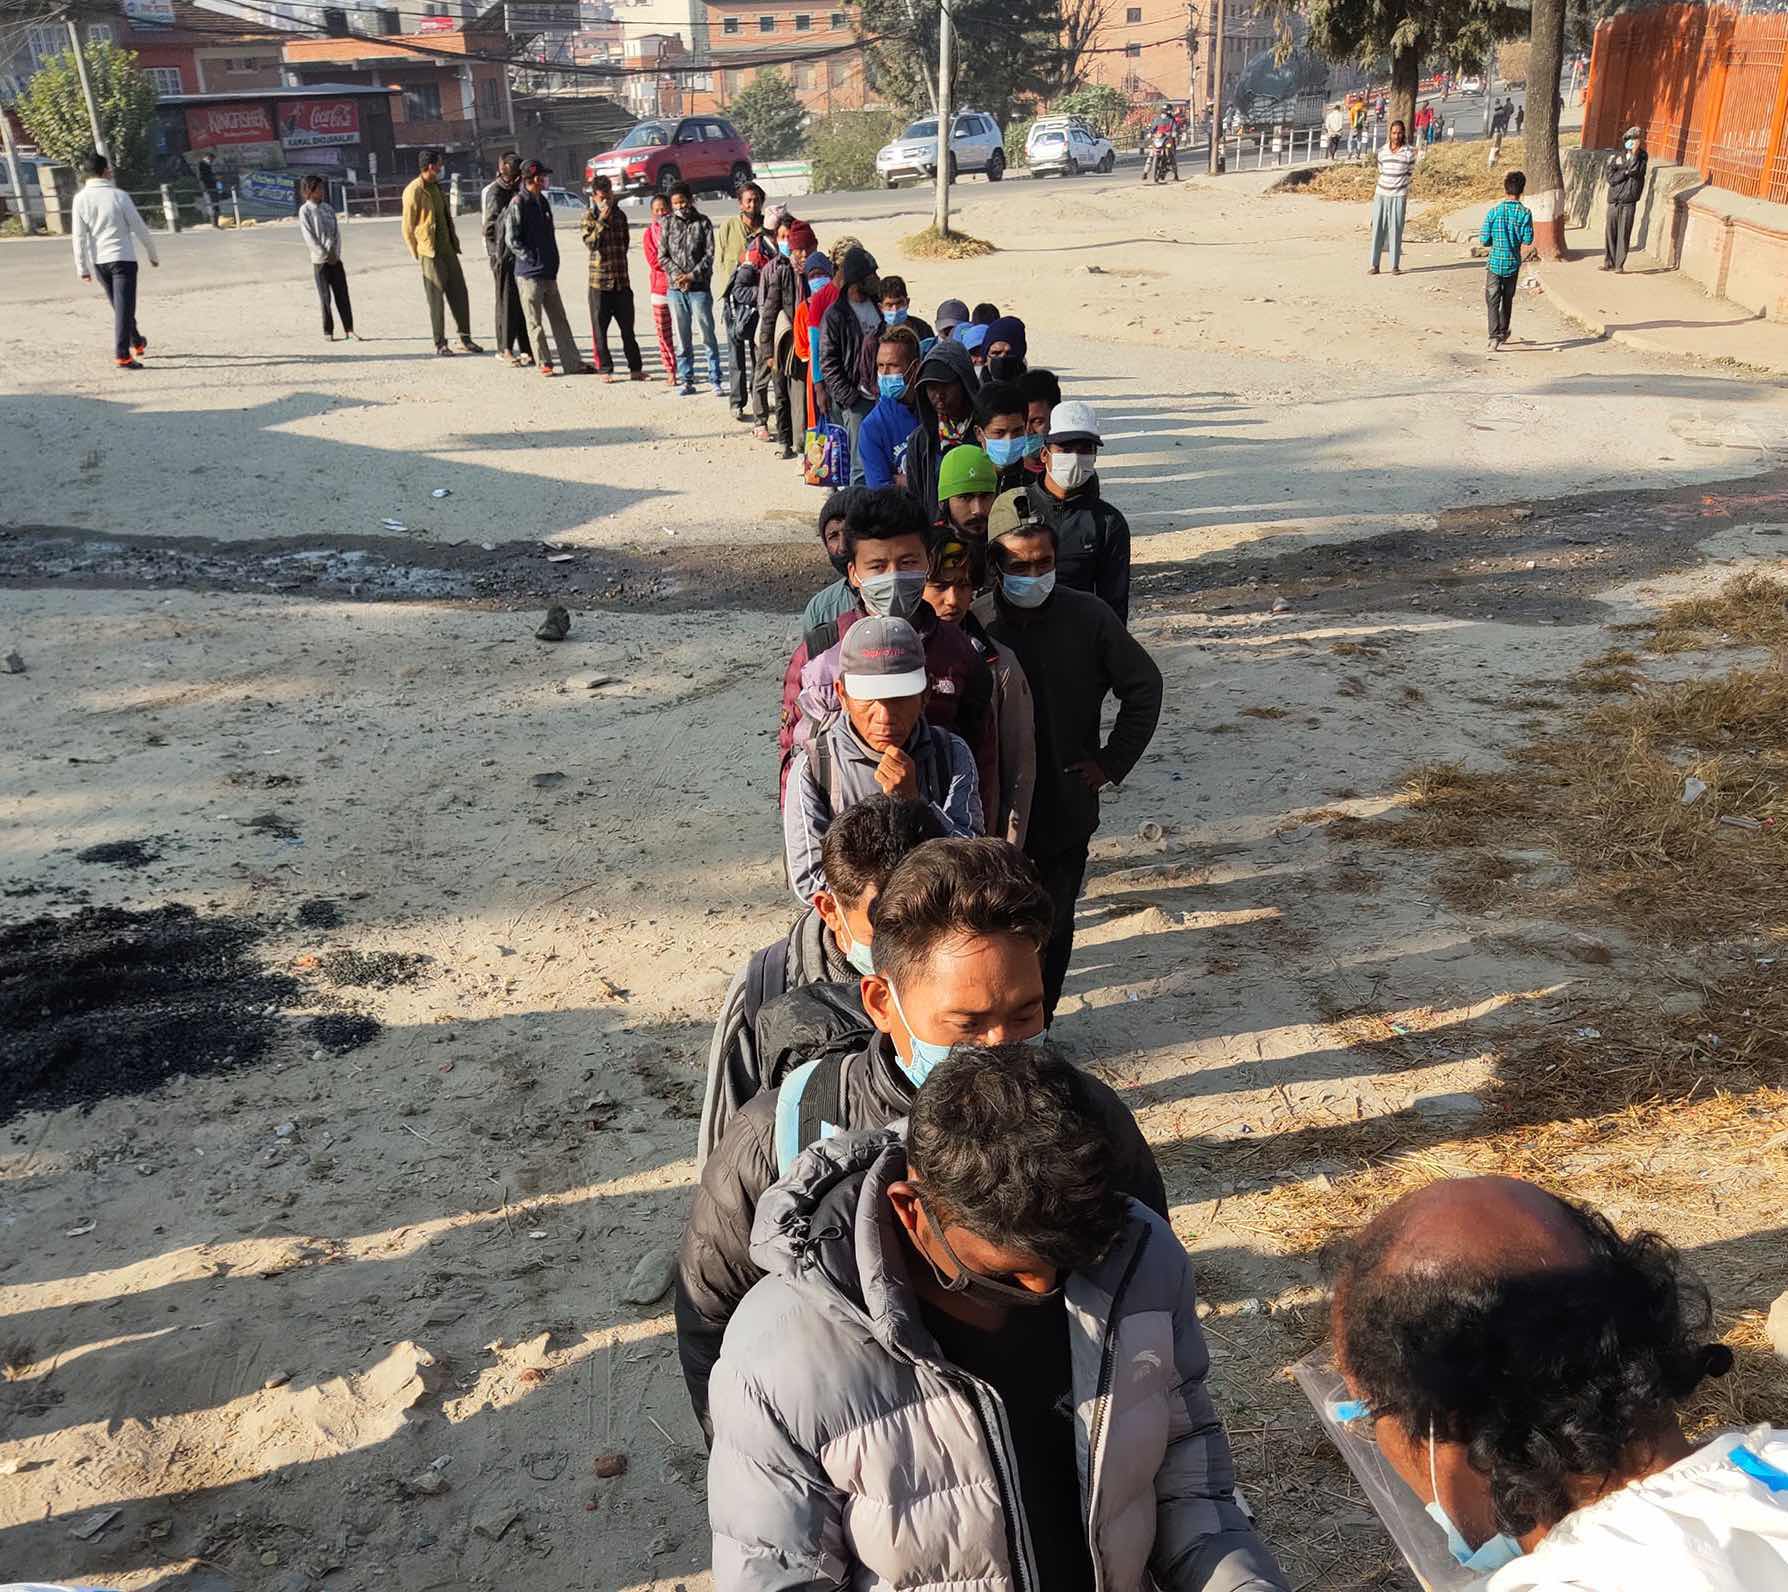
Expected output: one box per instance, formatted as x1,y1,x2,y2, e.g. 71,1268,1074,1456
1206,0,1225,173
1184,3,1197,122
1,101,32,231
932,0,953,236
64,16,109,160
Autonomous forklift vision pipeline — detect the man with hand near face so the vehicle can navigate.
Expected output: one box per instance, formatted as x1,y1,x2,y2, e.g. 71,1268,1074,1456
782,618,982,903
978,487,1161,1020
676,838,1168,1444
707,1037,1281,1592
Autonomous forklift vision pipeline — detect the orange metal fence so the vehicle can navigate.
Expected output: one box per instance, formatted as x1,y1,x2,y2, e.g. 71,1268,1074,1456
1584,2,1788,203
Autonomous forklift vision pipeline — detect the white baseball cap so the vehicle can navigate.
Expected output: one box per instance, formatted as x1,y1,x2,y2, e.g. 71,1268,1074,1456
1047,400,1101,446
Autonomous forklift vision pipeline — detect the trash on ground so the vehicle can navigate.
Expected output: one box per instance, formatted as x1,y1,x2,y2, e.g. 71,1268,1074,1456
1719,814,1762,831
431,488,451,499
64,1220,96,1237
1681,776,1709,805
380,519,406,532
536,606,571,642
2,650,24,674
69,1508,121,1540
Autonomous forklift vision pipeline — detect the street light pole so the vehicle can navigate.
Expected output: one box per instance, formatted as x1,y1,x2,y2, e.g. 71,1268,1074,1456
932,0,953,235
1206,0,1225,173
65,17,109,161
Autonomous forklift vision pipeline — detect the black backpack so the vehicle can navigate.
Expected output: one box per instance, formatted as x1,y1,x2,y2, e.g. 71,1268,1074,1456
727,261,761,342
755,979,871,1094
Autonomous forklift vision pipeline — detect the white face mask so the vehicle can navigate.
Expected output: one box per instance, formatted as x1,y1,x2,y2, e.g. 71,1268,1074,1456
1050,452,1095,491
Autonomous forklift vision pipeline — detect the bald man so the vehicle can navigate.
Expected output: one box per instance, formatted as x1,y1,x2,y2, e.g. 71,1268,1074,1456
1327,1177,1788,1588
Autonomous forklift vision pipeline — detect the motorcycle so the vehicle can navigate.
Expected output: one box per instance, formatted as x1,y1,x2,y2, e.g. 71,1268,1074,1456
1144,128,1174,184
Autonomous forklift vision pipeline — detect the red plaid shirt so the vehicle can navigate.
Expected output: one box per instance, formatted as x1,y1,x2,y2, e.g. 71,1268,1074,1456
583,205,630,291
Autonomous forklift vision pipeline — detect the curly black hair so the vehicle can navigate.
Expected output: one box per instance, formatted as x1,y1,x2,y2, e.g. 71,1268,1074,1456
1332,1196,1733,1537
909,1041,1128,1271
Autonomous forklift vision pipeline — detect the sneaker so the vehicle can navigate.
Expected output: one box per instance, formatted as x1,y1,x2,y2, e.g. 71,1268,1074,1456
436,343,454,356
679,385,697,396
540,363,558,377
132,336,147,355
458,337,485,354
116,356,143,370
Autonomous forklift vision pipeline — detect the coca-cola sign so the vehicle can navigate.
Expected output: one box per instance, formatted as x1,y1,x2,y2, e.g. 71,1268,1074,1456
280,99,361,148
186,103,276,149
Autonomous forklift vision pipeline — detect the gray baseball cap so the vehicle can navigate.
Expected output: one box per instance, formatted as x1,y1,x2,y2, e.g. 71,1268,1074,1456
840,616,928,700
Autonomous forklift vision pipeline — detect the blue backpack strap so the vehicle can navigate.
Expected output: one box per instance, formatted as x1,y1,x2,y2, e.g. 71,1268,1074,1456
772,1055,847,1177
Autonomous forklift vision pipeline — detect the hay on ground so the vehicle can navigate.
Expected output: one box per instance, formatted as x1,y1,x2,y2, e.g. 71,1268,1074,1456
1647,572,1788,655
901,225,997,260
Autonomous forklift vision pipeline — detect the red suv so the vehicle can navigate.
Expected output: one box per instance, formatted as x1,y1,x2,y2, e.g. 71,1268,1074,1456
585,116,755,199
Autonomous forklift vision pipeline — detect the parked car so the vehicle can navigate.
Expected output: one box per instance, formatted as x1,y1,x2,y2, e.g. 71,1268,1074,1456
1458,74,1483,94
585,116,754,199
546,185,589,227
875,110,1005,187
1026,117,1116,176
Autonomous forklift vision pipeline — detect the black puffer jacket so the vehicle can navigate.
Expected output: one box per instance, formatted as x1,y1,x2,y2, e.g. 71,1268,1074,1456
819,246,882,413
1606,144,1648,205
674,1028,1167,1439
1033,471,1133,623
901,337,978,521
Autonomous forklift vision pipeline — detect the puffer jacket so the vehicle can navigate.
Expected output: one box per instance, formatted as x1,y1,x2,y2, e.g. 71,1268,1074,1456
679,1035,1170,1442
708,1132,1286,1592
1606,145,1648,206
902,337,979,522
697,906,855,1170
756,252,803,367
1033,471,1133,623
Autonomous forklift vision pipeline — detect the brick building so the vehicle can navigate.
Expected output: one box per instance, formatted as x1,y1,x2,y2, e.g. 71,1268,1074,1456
1,1,285,102
699,0,876,111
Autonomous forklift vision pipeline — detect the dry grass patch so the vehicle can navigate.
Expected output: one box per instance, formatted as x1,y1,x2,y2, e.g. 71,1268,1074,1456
1240,705,1291,720
900,225,997,260
1647,572,1788,655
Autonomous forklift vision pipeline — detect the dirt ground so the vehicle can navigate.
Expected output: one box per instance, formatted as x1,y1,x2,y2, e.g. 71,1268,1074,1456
3,169,1787,1592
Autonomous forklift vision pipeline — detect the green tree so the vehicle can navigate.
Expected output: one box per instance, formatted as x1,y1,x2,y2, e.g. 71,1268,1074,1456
18,41,160,190
855,0,1079,125
728,69,807,161
1052,83,1128,137
807,108,900,192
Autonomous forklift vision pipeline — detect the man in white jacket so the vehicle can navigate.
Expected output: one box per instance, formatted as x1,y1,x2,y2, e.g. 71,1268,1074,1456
1329,1175,1788,1590
71,152,159,369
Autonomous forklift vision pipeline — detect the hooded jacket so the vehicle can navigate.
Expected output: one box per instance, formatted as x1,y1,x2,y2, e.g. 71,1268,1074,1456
480,175,520,266
1033,469,1133,623
1606,139,1648,206
978,583,1162,856
820,246,884,414
697,904,857,1169
903,338,980,522
678,1035,1170,1441
757,250,805,367
663,205,716,292
706,1132,1283,1592
783,712,981,903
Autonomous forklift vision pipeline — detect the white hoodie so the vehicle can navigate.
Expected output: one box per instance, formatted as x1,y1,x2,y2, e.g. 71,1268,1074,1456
1488,1427,1788,1592
71,177,159,278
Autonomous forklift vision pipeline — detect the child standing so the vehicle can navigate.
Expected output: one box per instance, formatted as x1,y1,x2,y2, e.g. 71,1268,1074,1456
1480,169,1535,353
641,192,676,386
299,176,356,341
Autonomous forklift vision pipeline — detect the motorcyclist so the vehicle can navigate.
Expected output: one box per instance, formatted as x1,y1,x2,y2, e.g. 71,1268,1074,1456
1146,107,1180,183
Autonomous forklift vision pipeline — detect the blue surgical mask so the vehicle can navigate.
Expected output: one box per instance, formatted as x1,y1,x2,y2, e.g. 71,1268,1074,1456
1426,1421,1523,1573
779,239,792,256
887,982,1043,1088
886,305,908,324
918,336,937,359
878,373,908,401
809,273,831,290
1022,432,1045,458
839,924,874,977
984,436,1025,469
1001,570,1055,609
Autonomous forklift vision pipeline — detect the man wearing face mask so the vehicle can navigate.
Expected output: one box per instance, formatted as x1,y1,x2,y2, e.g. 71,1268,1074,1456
754,216,811,457
853,325,921,487
973,379,1031,493
983,314,1027,383
697,794,945,1169
820,245,885,476
1034,398,1132,623
901,336,979,519
979,487,1162,1020
1020,368,1061,481
708,1040,1278,1592
1328,1176,1786,1590
1603,125,1647,273
778,488,996,809
877,273,933,342
677,839,1170,1445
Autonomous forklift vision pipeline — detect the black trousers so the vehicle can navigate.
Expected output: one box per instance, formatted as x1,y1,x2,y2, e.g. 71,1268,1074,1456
312,260,353,336
94,260,140,360
490,253,532,358
1605,200,1637,269
1032,842,1090,1022
589,285,643,373
1486,269,1518,342
729,330,758,412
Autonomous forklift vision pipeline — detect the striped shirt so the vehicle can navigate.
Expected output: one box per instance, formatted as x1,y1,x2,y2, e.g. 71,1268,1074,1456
1480,198,1535,276
1375,143,1417,195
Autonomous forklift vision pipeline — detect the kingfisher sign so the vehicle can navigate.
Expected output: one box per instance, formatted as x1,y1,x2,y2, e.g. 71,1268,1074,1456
186,103,276,148
280,98,361,148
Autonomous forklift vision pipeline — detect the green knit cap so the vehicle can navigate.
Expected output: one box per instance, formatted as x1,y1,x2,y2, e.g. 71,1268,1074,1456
937,444,996,500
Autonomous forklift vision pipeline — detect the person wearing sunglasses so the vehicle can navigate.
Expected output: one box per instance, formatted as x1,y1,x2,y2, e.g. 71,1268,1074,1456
706,1038,1286,1592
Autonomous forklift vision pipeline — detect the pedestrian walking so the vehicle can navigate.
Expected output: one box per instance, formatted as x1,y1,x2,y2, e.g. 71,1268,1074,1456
297,175,355,341
642,193,677,385
503,159,586,376
1369,119,1416,275
1480,169,1535,352
581,175,644,382
480,152,532,366
1603,125,1647,273
1515,102,1525,135
196,153,223,227
70,152,158,370
663,182,723,397
401,150,482,356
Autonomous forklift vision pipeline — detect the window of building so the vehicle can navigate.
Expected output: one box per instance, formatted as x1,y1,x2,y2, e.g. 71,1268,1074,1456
1125,5,1141,19
723,68,742,93
147,65,184,92
795,61,813,86
218,54,262,72
794,12,810,27
26,25,66,69
1124,41,1140,56
403,81,442,119
480,75,501,117
758,13,774,29
86,22,114,44
722,14,739,31
830,10,845,25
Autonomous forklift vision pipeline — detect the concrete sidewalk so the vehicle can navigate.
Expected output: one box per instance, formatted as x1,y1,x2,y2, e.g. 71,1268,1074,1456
1535,227,1788,375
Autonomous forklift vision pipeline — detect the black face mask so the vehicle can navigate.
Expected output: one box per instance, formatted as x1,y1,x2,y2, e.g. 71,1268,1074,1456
914,1193,1061,1309
986,354,1024,383
826,544,851,578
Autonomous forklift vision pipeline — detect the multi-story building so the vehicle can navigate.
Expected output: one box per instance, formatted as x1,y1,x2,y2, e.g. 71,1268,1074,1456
1078,0,1276,125
1,1,286,102
699,0,875,112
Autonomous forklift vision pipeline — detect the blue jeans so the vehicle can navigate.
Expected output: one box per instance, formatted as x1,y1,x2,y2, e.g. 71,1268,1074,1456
668,288,723,389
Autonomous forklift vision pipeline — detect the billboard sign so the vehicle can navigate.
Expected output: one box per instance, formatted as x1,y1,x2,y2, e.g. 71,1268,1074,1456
280,97,361,147
506,0,578,31
186,102,276,148
414,14,458,30
122,0,177,23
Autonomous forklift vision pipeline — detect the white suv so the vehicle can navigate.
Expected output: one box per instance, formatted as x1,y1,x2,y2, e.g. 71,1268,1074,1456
1026,116,1116,176
875,110,1006,187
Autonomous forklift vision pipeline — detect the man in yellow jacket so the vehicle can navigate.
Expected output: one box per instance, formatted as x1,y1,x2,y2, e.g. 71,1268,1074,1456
402,150,483,356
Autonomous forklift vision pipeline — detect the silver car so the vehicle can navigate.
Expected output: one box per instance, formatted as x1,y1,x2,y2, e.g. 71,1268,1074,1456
875,110,1006,187
1026,118,1116,176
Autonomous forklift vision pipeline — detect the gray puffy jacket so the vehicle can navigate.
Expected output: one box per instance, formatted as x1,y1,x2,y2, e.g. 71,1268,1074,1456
709,1132,1289,1592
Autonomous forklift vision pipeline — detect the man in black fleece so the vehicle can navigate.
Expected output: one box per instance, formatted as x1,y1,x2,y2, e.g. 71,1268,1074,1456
900,336,978,521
